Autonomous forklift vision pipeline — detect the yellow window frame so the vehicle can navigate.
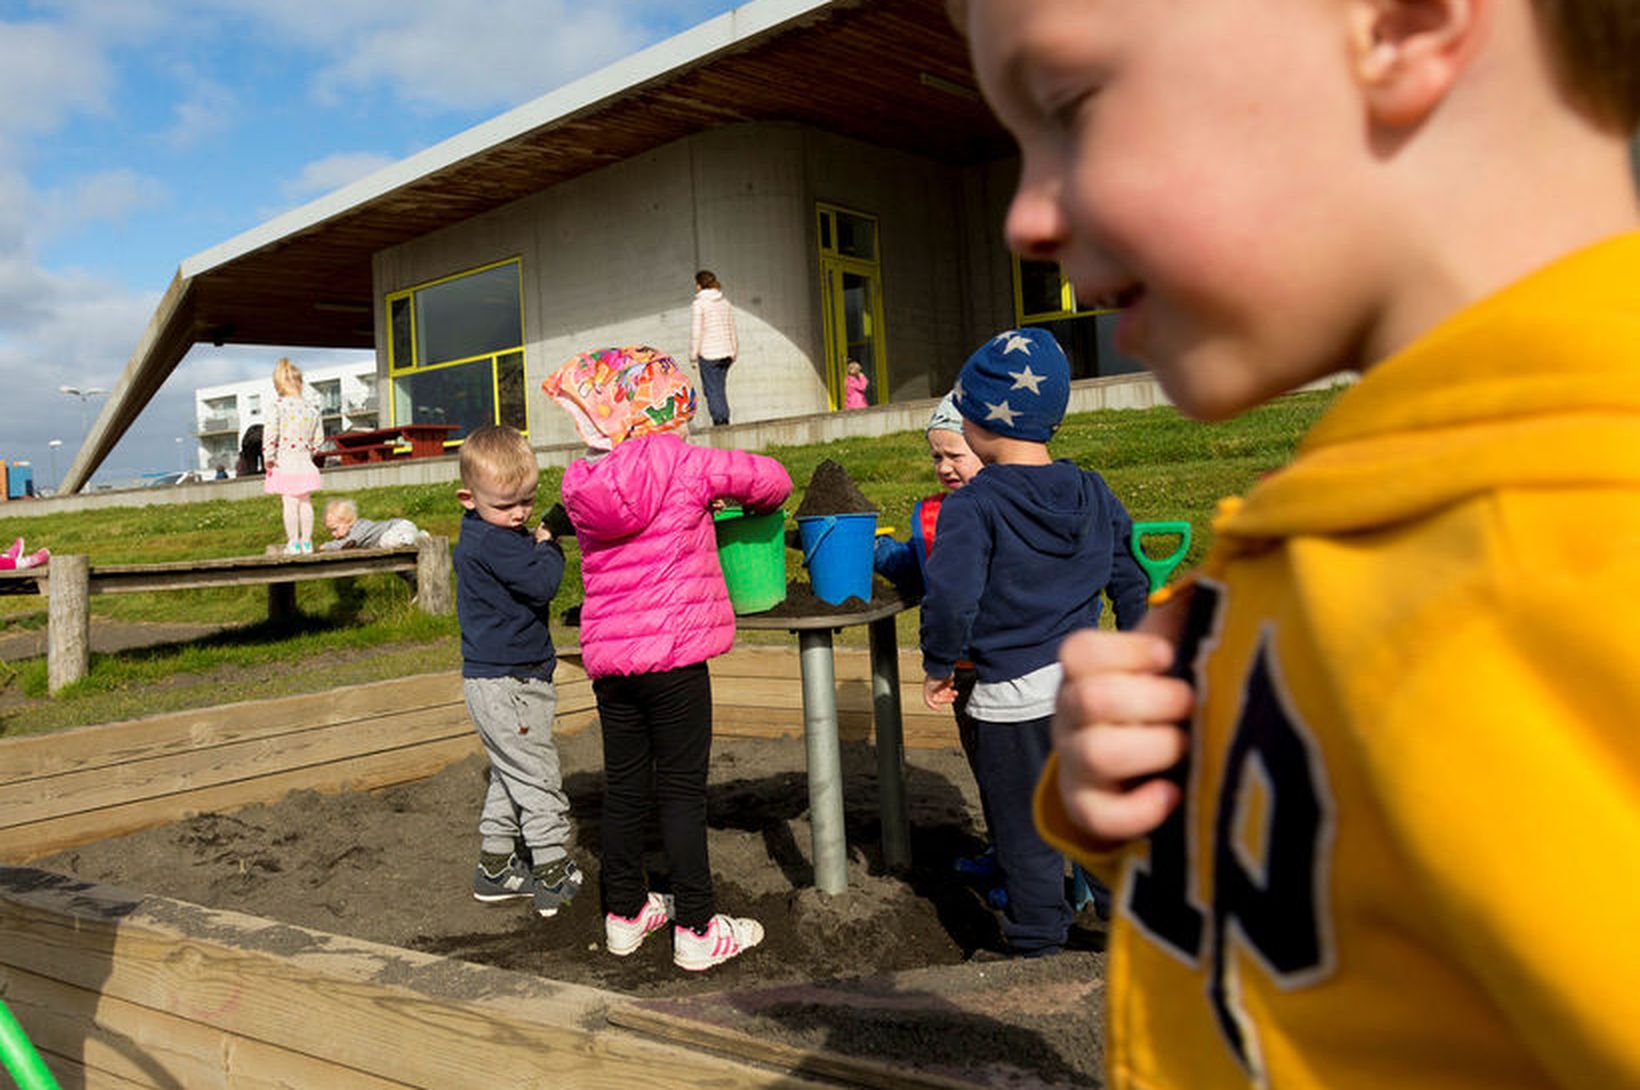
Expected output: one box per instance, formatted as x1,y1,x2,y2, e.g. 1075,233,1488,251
1012,257,1117,325
385,256,525,372
384,258,527,440
816,203,889,409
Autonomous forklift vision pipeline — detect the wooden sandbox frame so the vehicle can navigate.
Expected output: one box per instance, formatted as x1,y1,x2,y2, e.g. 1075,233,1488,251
0,646,969,1089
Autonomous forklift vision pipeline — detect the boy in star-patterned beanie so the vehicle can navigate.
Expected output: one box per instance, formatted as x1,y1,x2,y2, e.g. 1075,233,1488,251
950,328,1071,442
920,327,1149,958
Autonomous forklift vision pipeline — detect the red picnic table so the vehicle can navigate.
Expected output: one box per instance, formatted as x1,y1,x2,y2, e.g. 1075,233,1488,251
322,424,460,466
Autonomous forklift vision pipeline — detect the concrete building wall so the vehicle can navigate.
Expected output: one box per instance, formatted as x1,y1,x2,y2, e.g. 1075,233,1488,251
690,124,823,425
371,121,1027,445
374,125,827,447
966,157,1025,339
803,128,974,404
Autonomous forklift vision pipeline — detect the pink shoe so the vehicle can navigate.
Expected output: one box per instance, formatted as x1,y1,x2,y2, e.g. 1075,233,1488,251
14,549,48,570
1,538,22,562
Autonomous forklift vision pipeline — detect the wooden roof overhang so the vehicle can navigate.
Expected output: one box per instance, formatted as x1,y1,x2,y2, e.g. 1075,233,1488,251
65,0,1011,491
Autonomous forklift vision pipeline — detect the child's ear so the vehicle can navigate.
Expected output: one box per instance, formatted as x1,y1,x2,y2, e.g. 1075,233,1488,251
1348,0,1487,127
456,488,477,511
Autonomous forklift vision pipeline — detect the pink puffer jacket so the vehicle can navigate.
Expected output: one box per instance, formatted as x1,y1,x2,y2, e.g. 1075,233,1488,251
562,433,792,678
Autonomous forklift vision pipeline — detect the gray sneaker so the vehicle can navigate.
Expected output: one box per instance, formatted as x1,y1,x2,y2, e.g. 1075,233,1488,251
472,855,535,903
531,857,583,918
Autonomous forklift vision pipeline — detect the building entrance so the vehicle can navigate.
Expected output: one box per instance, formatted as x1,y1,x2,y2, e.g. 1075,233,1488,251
816,205,887,410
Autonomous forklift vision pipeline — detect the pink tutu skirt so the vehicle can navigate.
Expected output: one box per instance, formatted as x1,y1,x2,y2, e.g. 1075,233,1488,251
264,466,322,497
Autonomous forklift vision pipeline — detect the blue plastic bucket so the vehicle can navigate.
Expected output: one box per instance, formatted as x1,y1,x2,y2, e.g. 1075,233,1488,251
798,512,878,605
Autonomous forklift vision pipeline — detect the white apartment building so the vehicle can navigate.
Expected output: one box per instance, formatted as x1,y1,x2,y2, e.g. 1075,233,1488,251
192,360,379,474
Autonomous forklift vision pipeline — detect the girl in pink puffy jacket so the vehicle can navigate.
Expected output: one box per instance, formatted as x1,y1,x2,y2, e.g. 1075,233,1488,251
544,346,791,972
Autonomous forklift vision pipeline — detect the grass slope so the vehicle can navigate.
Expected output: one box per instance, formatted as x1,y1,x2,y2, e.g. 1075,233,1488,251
0,387,1341,734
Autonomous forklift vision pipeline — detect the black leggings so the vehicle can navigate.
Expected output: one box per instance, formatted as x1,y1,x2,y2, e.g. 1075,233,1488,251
593,662,715,929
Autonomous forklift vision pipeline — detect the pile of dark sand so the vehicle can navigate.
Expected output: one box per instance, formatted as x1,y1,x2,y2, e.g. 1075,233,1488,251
795,459,879,518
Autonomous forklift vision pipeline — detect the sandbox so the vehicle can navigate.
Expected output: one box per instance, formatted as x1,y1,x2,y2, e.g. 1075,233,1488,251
0,648,1105,1087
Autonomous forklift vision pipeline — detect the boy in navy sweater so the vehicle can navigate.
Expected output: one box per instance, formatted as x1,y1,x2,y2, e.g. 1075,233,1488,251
922,329,1147,956
453,425,580,919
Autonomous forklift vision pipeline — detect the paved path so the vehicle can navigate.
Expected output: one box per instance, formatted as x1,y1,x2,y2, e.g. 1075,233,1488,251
0,621,230,663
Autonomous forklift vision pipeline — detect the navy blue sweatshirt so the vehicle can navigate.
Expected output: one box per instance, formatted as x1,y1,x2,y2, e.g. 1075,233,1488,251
454,510,565,680
920,461,1149,683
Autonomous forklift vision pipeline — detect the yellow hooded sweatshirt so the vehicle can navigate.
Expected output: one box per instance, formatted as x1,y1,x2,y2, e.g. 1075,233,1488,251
1038,231,1640,1090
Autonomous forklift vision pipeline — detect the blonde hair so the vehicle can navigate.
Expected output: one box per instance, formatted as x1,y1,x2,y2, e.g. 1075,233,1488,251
459,425,538,490
272,358,304,397
943,0,1638,130
324,498,358,521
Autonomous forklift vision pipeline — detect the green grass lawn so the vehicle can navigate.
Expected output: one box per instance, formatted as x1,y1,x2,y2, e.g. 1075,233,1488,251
0,386,1342,735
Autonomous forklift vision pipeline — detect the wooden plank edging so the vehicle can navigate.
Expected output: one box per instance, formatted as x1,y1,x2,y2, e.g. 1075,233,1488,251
0,867,826,1089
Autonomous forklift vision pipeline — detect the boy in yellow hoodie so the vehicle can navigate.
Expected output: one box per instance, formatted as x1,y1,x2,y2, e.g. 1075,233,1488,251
952,0,1640,1086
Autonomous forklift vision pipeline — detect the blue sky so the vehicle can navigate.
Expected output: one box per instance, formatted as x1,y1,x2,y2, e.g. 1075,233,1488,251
1,0,739,486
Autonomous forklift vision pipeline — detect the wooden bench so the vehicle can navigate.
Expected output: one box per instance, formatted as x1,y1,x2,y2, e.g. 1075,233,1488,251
0,536,453,694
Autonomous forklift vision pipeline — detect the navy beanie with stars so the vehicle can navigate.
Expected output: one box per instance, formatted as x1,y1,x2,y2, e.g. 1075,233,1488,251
952,328,1071,443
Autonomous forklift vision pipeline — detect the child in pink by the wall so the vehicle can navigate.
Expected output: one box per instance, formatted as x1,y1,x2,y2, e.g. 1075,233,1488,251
544,346,791,972
843,359,870,409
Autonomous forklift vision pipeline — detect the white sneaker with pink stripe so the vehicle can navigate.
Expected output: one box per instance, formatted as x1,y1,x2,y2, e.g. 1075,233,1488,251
605,891,674,956
672,913,764,971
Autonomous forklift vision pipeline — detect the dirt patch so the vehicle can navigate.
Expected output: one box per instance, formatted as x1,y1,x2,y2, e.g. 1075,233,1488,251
38,724,1106,1085
0,619,234,663
751,578,888,617
795,459,879,518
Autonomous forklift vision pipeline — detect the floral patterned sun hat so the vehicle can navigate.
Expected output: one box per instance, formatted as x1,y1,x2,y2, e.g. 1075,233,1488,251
543,346,697,451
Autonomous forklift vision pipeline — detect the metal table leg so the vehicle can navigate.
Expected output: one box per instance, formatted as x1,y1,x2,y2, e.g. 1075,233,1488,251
869,616,911,871
798,627,847,894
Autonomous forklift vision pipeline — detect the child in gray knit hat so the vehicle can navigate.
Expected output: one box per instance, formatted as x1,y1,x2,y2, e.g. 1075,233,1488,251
873,390,1006,896
873,392,982,597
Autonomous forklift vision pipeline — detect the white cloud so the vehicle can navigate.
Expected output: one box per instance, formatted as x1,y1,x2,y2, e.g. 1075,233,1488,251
43,169,169,238
164,77,238,149
281,151,397,202
0,0,740,483
0,20,114,142
311,3,637,111
207,0,707,112
0,257,158,479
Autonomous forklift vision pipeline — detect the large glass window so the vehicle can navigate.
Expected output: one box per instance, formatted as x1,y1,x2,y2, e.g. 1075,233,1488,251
1013,258,1143,379
385,259,527,440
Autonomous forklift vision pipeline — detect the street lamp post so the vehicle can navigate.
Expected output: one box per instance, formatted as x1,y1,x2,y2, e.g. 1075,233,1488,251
59,385,109,439
47,440,61,493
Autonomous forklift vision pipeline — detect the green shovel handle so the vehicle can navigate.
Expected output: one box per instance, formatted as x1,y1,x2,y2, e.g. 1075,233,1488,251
0,997,60,1090
1130,520,1193,594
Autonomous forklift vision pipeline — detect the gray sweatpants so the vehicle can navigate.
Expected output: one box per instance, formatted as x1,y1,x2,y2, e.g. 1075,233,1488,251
462,676,571,863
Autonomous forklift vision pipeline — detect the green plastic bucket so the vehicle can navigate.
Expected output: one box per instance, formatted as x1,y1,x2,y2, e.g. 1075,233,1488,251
714,507,787,614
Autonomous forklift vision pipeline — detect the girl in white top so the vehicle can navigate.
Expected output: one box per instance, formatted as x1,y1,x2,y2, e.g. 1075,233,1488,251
262,357,324,554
